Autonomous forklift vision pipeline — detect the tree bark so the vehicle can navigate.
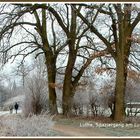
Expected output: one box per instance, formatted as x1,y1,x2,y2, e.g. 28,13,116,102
62,50,77,116
114,56,126,121
113,4,132,121
62,84,74,116
62,5,77,116
45,53,58,115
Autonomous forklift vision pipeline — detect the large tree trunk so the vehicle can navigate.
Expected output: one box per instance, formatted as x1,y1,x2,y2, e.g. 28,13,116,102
113,42,130,121
114,56,126,121
62,51,76,116
113,9,131,121
62,81,74,116
45,54,58,115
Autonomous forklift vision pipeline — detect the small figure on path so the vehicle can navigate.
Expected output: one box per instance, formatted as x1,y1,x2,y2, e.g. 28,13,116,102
9,105,13,114
14,102,19,114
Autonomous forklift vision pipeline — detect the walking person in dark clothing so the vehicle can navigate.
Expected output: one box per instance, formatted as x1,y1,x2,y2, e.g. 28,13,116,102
14,102,19,114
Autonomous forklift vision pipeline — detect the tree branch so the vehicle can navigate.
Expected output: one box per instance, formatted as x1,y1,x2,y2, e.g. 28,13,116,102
76,8,116,59
73,49,109,87
131,13,140,31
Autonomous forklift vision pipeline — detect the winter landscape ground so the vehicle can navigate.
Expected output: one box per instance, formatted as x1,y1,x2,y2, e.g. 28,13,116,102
1,111,140,137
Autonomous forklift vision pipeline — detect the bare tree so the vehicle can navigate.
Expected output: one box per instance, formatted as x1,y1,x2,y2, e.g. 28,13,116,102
15,62,33,87
76,3,140,121
0,4,69,114
44,4,109,116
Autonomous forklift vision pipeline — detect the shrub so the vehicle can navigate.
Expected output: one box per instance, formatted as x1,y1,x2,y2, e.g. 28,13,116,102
22,76,49,117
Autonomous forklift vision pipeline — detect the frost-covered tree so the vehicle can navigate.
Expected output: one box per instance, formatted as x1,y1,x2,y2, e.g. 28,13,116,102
77,3,140,121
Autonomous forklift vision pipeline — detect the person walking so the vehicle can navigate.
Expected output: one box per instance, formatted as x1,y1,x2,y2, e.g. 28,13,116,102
14,102,19,114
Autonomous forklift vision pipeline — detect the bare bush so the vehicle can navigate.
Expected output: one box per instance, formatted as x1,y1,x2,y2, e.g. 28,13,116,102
22,76,49,117
71,82,109,117
0,85,8,108
89,94,99,116
72,89,89,116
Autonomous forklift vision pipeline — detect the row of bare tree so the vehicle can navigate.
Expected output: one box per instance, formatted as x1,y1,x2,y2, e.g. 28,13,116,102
0,3,140,121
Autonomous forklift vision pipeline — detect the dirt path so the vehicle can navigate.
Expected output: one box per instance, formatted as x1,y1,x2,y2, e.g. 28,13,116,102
52,124,107,136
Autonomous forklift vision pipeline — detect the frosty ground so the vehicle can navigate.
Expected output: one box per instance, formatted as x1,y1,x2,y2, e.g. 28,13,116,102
0,111,140,137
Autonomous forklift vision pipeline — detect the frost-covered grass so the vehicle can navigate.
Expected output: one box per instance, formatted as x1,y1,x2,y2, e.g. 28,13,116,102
53,115,140,137
0,114,55,136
